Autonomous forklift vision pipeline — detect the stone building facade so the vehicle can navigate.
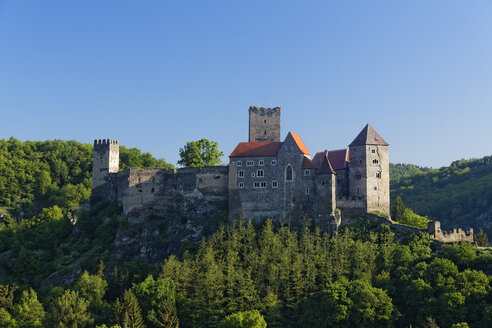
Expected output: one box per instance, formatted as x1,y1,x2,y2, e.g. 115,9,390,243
92,106,391,225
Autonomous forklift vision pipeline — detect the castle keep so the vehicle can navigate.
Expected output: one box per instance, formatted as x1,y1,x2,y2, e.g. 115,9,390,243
92,106,390,225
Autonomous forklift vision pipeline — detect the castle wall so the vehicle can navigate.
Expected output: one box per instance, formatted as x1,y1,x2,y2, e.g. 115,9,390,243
337,196,366,223
249,106,281,142
115,166,229,220
428,221,474,243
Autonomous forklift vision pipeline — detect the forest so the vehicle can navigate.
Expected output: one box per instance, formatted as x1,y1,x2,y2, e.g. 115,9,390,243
0,138,490,327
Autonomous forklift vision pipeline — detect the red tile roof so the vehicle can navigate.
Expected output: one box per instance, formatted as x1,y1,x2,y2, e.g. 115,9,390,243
301,157,317,169
229,142,283,157
289,132,310,156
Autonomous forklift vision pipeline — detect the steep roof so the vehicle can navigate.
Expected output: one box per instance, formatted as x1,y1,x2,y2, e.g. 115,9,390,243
328,149,349,170
349,124,388,147
229,142,283,157
317,151,335,175
301,157,317,169
312,149,349,171
289,132,310,156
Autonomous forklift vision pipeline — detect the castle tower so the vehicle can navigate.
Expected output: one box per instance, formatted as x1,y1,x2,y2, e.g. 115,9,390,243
92,139,119,192
348,124,390,214
248,106,281,142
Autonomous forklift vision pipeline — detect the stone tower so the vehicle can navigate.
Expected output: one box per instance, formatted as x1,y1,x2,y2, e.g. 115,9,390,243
92,139,119,194
348,124,390,214
248,106,281,142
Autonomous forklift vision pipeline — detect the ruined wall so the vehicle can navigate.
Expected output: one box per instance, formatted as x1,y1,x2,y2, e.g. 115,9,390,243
248,106,281,142
115,166,229,221
428,221,474,243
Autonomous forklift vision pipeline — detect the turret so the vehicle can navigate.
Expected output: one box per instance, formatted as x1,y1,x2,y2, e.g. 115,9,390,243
348,124,390,214
92,139,119,195
248,106,281,142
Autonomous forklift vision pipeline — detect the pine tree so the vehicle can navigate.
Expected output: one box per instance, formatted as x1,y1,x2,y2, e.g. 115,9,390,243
474,229,489,247
11,289,45,328
115,290,145,328
391,196,406,221
49,290,93,328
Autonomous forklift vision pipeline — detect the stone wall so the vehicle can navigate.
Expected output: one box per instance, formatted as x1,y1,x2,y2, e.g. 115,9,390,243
428,221,474,243
365,145,390,214
92,139,119,200
115,166,229,220
248,106,281,142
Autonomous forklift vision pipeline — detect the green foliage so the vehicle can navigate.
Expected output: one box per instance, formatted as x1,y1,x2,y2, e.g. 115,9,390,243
390,163,429,181
49,290,93,328
218,310,267,328
119,146,174,171
133,275,179,328
178,139,224,168
11,288,45,328
391,156,492,236
475,229,489,246
390,196,429,229
114,289,145,328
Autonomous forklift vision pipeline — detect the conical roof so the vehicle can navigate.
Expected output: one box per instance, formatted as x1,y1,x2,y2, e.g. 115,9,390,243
349,124,388,147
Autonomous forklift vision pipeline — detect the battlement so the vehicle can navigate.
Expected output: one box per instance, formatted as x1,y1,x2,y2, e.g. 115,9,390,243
428,221,474,243
94,139,119,146
249,106,281,114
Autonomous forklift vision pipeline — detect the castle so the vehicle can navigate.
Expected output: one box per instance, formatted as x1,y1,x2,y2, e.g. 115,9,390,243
91,106,390,227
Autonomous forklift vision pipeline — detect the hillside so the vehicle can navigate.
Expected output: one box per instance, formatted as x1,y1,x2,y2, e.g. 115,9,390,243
0,139,491,327
390,156,492,236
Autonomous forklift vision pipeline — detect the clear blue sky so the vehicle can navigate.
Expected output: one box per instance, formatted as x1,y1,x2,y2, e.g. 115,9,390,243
1,1,491,168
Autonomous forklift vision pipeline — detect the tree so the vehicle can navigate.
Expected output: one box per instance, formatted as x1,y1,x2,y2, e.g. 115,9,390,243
133,275,179,328
178,139,224,168
49,290,93,328
391,196,406,221
114,289,145,328
218,310,267,328
475,229,489,246
11,288,45,328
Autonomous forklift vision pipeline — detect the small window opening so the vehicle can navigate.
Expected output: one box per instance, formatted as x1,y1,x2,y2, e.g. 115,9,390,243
151,187,155,193
376,172,381,179
138,188,143,192
306,188,310,195
374,186,378,190
264,131,267,134
372,149,376,153
286,165,293,181
264,119,267,123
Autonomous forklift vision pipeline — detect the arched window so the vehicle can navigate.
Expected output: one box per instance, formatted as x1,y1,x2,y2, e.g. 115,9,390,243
285,165,293,182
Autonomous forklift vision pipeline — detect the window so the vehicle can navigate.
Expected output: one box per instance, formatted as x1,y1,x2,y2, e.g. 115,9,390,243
359,159,363,164
261,181,267,188
376,172,381,179
271,160,277,166
306,188,310,195
259,160,264,166
355,172,361,180
251,172,255,177
246,160,254,166
238,170,244,178
373,159,379,164
254,181,260,188
286,165,293,181
372,149,376,153
257,169,264,177
151,188,155,193
374,186,378,190
272,180,278,188
264,119,267,123
238,182,244,188
236,161,242,166
321,181,325,186
264,131,267,134
304,169,310,176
